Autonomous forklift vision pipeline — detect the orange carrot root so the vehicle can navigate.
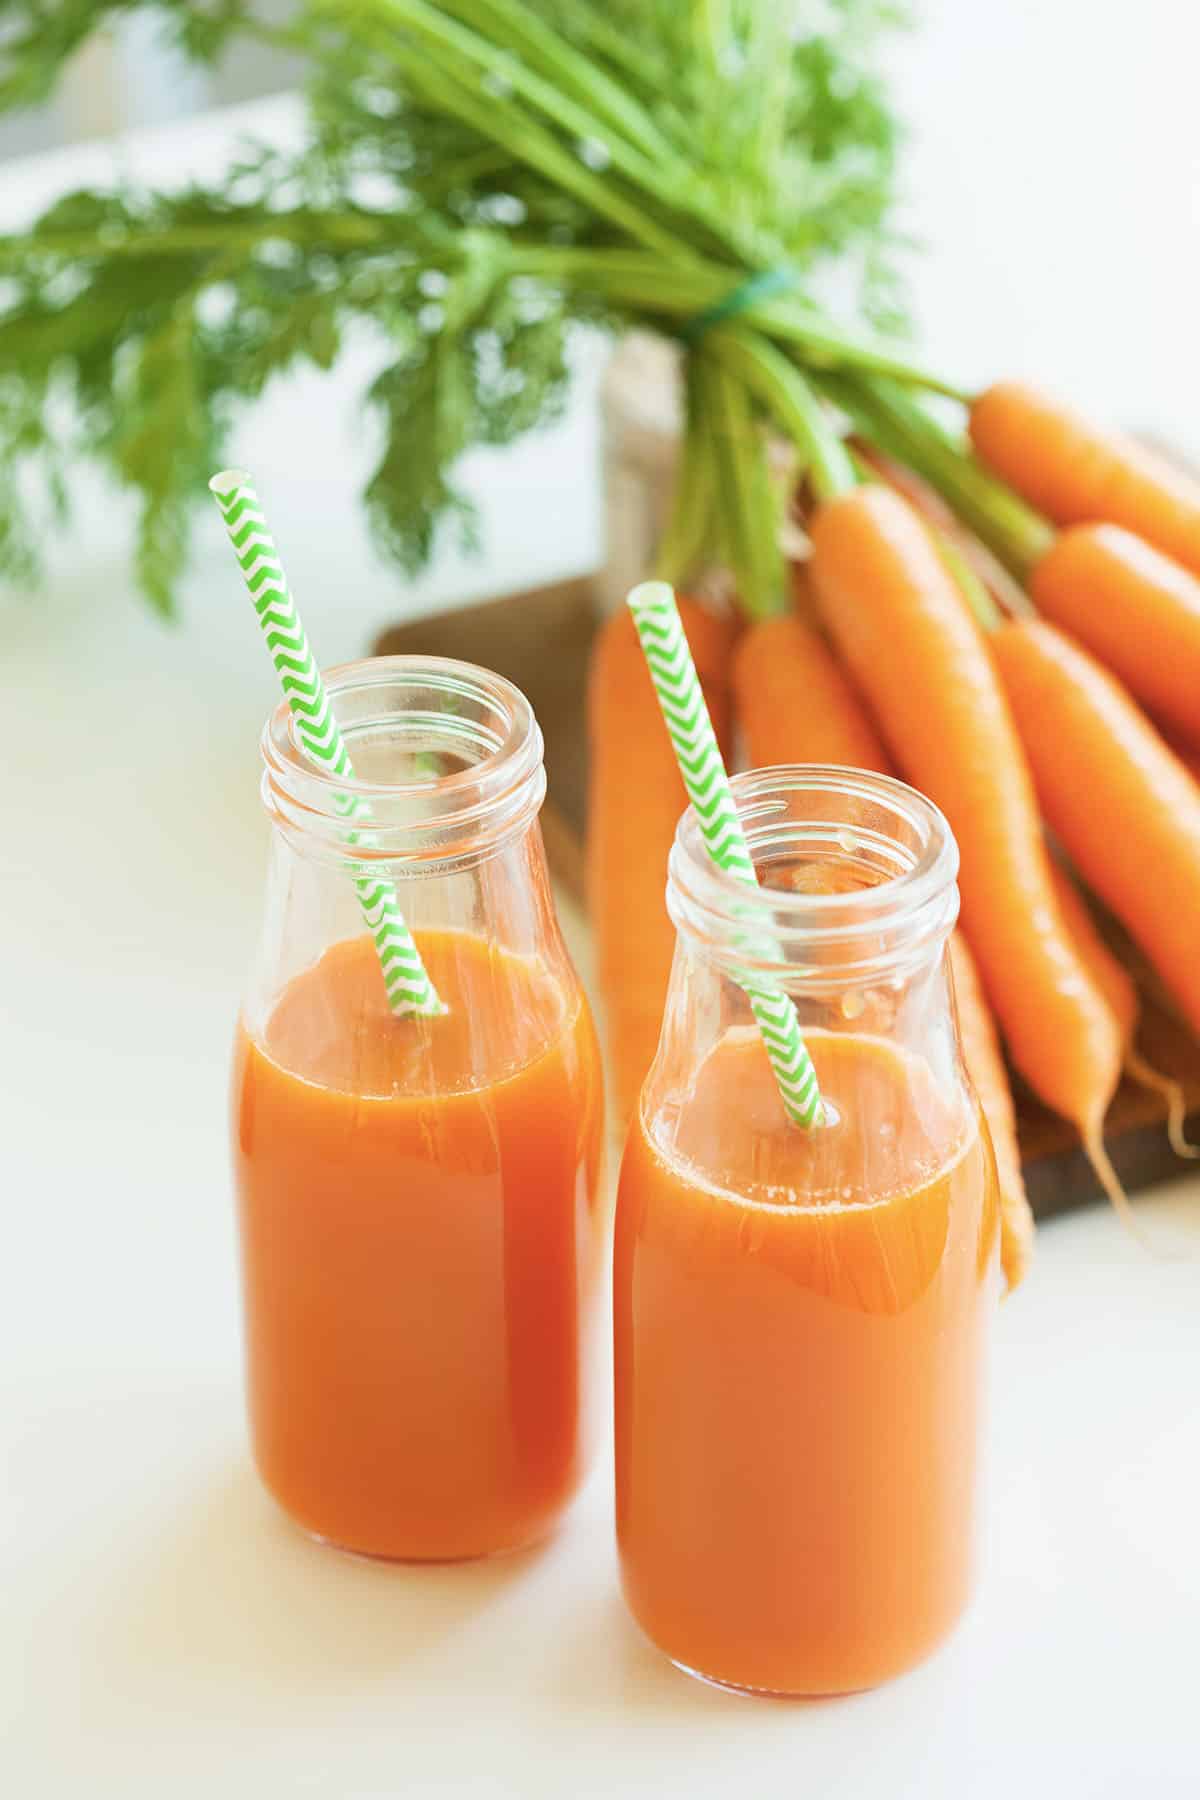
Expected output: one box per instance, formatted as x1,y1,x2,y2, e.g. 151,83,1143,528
809,485,1123,1136
734,605,1033,1289
991,619,1200,1042
1030,524,1200,745
971,381,1200,578
587,595,739,1124
949,933,1033,1294
1083,1130,1145,1243
733,613,892,773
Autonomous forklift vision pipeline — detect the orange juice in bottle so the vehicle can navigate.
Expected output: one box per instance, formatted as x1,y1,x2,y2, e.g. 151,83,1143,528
233,658,605,1560
614,767,998,1693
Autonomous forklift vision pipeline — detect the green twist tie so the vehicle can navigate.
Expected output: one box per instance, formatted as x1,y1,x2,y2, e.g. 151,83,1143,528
681,268,799,343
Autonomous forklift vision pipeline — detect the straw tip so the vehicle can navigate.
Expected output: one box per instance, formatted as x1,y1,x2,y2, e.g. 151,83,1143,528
208,468,252,497
627,579,676,616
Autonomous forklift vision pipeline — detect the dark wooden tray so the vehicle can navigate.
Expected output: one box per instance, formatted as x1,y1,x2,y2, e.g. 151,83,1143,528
376,579,1200,1216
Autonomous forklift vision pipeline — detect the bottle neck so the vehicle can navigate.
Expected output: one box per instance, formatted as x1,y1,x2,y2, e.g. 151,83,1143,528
259,654,546,873
666,766,960,994
245,657,571,1039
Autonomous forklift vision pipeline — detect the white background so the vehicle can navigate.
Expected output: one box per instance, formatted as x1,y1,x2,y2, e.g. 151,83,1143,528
3,5,1200,1794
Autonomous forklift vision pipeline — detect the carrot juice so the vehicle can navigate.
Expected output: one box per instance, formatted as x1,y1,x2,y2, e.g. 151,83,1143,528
615,1026,998,1695
233,927,605,1561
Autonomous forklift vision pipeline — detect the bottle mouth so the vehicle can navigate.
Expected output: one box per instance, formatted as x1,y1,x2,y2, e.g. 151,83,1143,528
667,765,960,988
260,655,546,870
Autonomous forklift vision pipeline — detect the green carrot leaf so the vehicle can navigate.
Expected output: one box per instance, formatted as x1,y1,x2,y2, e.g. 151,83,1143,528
0,0,917,612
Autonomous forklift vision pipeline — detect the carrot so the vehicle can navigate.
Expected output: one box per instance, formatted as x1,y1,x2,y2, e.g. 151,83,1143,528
734,614,890,772
970,382,1200,579
855,440,1033,621
808,485,1123,1136
990,618,1200,1045
1031,524,1200,744
949,934,1033,1293
733,579,1034,1286
991,599,1198,1188
1046,862,1136,1043
587,595,738,1123
1048,858,1197,1161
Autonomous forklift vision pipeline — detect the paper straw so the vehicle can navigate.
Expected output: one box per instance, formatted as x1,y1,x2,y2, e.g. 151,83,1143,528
627,581,825,1129
209,470,445,1018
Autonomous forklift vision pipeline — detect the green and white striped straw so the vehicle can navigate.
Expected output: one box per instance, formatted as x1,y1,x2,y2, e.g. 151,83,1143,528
627,581,826,1130
209,470,445,1019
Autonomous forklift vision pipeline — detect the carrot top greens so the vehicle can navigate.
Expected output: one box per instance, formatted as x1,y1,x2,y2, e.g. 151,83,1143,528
0,0,930,615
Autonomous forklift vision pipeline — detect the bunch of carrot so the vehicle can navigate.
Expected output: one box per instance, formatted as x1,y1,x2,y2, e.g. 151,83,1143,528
588,381,1200,1291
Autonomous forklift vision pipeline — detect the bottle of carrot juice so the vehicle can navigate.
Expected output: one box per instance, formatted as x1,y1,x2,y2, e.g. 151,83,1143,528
614,766,999,1693
232,657,605,1561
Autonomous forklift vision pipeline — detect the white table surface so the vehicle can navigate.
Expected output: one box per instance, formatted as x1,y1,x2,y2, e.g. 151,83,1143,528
4,36,1200,1795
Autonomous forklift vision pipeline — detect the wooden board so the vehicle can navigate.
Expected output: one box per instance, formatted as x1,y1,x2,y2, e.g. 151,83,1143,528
375,579,1200,1216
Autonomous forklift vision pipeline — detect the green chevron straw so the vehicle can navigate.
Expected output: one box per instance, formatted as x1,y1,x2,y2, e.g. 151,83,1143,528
209,470,445,1018
627,581,826,1129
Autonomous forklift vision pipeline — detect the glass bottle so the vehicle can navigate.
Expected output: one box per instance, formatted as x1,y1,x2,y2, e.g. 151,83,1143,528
232,656,606,1561
614,766,999,1693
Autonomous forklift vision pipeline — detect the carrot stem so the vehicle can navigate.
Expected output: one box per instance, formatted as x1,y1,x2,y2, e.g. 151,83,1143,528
711,329,856,501
694,350,788,619
653,382,719,594
820,373,1053,577
934,533,1002,634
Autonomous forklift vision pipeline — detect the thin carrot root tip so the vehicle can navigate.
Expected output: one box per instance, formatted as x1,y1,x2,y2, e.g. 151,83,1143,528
1083,1130,1152,1248
999,1205,1034,1299
1124,1051,1200,1160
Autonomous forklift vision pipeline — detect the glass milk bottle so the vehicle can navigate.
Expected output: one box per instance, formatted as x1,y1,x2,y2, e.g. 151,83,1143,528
614,766,999,1693
232,657,606,1560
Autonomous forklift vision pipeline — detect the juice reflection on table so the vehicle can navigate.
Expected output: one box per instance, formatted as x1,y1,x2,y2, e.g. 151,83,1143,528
234,927,605,1562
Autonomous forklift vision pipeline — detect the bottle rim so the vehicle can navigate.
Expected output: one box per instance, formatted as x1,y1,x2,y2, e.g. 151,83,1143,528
667,765,960,986
259,654,546,871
